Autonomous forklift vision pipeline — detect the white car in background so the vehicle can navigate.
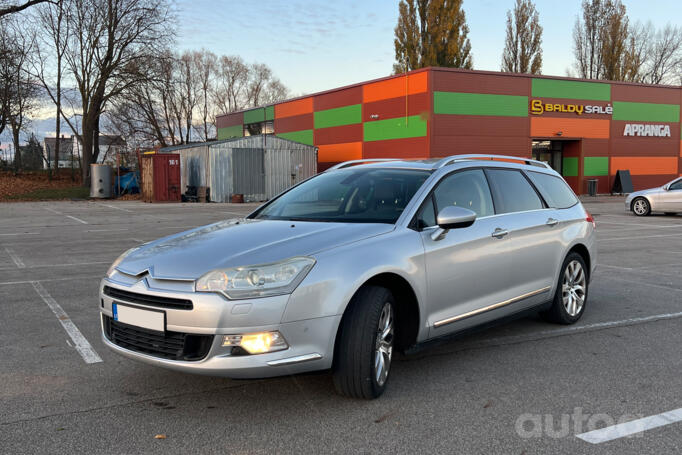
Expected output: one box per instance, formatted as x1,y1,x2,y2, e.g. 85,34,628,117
625,177,682,216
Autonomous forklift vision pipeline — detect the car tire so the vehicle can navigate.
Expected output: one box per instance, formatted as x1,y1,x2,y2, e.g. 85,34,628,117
332,286,395,399
541,252,588,325
632,197,651,216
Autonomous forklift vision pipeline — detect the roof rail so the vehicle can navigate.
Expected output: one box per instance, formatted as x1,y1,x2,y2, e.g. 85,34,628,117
325,159,399,171
435,154,551,169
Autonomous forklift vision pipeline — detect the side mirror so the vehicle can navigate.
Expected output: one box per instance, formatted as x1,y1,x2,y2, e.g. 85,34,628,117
663,184,670,191
431,206,476,240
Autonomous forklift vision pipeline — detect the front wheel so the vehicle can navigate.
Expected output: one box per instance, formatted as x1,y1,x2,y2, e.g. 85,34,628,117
541,252,588,324
333,286,395,399
632,197,651,216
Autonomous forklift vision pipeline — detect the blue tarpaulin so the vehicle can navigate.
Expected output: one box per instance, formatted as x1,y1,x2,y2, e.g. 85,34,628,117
115,171,139,195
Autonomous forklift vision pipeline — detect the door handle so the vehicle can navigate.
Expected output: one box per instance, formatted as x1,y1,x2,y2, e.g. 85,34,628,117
492,228,509,239
546,218,559,226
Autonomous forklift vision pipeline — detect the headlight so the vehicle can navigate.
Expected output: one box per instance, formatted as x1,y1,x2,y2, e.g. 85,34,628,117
195,256,315,299
106,247,139,278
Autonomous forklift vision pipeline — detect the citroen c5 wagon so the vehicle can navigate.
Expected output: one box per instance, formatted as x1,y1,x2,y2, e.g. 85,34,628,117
101,154,596,399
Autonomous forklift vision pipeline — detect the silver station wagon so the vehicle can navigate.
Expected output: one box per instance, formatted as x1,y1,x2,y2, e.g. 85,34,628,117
101,154,597,399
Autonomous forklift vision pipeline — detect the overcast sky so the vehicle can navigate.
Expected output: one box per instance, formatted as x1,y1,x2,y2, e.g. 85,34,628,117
176,0,681,95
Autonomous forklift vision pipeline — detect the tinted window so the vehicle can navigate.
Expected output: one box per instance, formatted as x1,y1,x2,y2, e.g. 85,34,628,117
486,169,543,214
527,171,578,209
433,169,494,218
251,168,431,223
669,179,682,191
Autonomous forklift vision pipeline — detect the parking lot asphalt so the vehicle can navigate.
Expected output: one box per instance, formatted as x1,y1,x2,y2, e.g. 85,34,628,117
0,198,680,454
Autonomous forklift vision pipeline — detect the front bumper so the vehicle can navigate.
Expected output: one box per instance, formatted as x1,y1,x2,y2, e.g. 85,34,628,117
100,277,339,378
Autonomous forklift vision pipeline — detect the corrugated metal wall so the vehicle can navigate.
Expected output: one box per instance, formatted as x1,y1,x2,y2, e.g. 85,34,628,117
169,136,316,203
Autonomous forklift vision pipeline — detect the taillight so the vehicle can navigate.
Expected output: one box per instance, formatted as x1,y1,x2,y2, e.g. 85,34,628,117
585,210,596,229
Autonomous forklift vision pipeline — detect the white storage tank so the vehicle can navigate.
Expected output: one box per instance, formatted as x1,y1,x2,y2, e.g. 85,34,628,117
90,164,113,198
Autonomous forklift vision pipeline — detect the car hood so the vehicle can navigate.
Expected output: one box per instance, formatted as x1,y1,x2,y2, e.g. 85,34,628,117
116,219,395,280
627,187,662,200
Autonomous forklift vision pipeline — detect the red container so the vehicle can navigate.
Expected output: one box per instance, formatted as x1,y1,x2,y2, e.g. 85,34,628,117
141,153,181,202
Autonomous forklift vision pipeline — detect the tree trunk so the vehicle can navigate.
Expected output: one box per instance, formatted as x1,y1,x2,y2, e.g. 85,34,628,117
12,128,21,173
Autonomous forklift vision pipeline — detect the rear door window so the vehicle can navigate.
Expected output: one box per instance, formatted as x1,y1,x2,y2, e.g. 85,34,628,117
485,169,544,214
526,171,579,209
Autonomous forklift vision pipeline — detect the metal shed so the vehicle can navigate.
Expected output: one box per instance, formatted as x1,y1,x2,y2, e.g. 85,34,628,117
160,136,317,203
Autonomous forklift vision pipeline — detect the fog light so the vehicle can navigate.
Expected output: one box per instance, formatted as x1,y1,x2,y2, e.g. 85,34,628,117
222,331,288,354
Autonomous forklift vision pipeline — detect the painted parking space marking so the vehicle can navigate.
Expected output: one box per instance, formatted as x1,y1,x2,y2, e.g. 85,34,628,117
577,407,682,444
66,215,88,224
31,281,102,364
0,275,103,286
100,203,133,212
0,261,110,272
599,232,682,242
4,247,25,268
0,232,40,236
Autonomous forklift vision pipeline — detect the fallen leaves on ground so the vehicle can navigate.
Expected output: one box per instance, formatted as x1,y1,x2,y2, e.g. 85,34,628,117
0,170,82,200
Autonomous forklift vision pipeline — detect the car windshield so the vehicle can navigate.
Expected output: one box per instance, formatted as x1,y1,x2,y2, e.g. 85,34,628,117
250,167,432,223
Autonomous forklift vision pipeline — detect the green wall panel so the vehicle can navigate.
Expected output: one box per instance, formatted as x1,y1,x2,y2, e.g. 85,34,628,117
531,79,611,101
314,104,362,129
363,115,427,142
276,129,314,145
583,157,609,176
563,157,578,177
434,92,528,117
265,105,275,121
612,101,680,122
244,108,265,124
217,125,243,139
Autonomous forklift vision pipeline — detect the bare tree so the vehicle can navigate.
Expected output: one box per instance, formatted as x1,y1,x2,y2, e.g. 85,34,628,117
62,0,172,186
573,0,608,79
32,0,69,176
0,0,51,18
213,55,249,113
501,0,543,74
192,50,217,141
642,24,682,84
3,20,39,172
599,0,628,81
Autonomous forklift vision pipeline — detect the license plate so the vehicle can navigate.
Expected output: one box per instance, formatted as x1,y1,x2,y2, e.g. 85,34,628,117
113,303,165,332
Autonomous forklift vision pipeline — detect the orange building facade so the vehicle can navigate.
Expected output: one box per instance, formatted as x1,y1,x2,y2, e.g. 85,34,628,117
216,68,682,194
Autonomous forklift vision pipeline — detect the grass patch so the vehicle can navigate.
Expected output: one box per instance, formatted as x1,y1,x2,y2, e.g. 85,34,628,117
4,186,90,201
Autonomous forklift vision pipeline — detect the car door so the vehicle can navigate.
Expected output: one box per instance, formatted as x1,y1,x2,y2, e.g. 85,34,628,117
418,168,518,338
658,178,682,212
484,168,561,302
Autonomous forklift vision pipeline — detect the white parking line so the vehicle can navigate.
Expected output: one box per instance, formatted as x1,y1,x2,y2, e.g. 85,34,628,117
100,203,132,212
4,247,25,268
31,281,102,364
577,407,682,444
44,207,63,215
0,261,110,271
600,232,682,242
0,275,103,286
0,232,39,236
66,215,88,224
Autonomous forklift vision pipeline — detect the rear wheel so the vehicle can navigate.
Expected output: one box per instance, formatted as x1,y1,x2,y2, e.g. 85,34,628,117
541,252,588,324
632,197,651,216
333,286,395,399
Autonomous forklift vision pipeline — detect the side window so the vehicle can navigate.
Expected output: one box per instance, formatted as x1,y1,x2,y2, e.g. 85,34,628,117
416,196,436,228
526,171,579,209
486,169,544,214
669,179,682,191
433,169,494,218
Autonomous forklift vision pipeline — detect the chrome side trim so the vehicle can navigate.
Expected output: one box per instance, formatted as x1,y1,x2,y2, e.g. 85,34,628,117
267,353,322,366
433,286,552,328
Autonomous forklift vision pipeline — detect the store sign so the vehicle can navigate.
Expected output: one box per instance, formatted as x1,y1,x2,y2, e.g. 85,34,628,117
623,124,671,137
530,99,613,116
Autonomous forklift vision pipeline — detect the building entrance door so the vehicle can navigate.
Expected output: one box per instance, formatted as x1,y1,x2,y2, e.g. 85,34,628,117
532,140,563,173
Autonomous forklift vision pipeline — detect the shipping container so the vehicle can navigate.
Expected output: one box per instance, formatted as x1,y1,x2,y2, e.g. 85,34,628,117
140,153,181,202
160,136,317,203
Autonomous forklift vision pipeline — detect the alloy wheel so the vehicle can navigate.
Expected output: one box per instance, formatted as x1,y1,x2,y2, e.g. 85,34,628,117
562,260,586,317
374,303,394,387
633,199,648,215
